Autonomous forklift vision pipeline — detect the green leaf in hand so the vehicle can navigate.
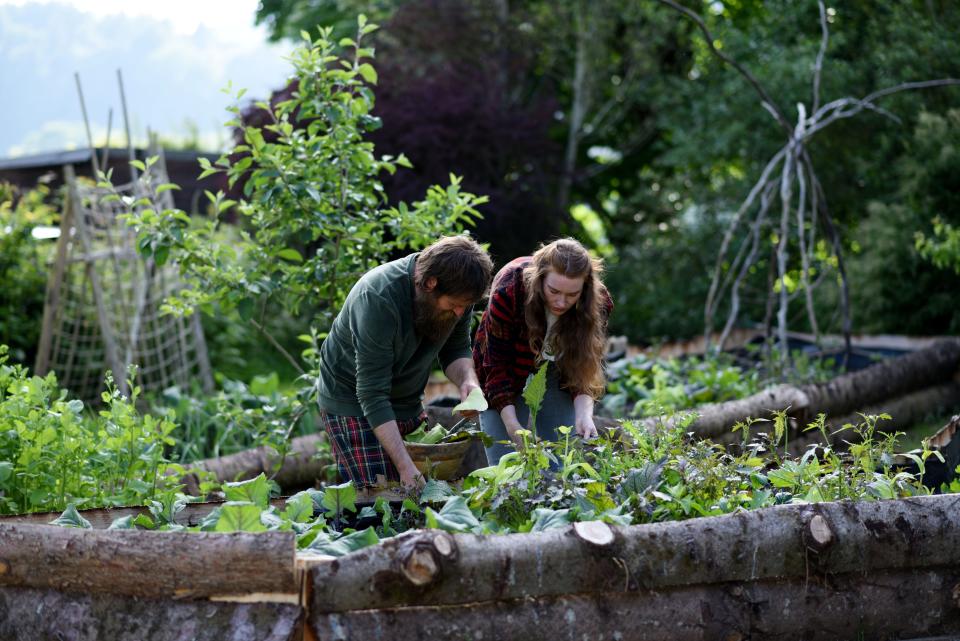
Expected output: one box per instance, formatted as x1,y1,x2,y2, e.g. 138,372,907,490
452,387,488,413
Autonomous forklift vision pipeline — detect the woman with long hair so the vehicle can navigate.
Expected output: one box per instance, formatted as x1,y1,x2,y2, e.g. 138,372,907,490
472,238,613,464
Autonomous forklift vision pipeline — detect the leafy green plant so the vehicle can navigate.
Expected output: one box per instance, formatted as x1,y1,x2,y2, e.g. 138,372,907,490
522,363,549,433
120,17,486,339
0,346,186,514
151,373,321,466
0,183,58,365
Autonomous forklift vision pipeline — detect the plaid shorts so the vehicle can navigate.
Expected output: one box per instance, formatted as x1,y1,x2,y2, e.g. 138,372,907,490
321,412,426,487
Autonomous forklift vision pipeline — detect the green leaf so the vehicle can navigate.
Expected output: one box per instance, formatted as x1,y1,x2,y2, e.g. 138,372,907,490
237,298,255,321
155,183,181,194
50,504,92,529
215,502,267,533
0,461,13,484
321,481,357,519
424,496,479,533
522,363,549,430
307,527,379,557
452,387,488,413
530,507,571,532
133,513,156,529
223,473,271,509
420,479,455,503
250,372,279,396
357,63,378,85
277,248,303,263
282,491,316,524
108,515,136,530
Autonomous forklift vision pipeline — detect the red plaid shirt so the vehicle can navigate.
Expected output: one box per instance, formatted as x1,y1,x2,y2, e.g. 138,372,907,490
472,257,613,412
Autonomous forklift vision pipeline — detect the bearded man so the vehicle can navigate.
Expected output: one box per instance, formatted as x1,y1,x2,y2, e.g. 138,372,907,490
316,235,494,489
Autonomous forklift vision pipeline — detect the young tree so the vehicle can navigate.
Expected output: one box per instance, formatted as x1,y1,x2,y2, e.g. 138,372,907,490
124,18,487,372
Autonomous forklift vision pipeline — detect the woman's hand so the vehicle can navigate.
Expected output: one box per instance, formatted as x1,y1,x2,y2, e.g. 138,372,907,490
573,394,598,440
575,414,598,440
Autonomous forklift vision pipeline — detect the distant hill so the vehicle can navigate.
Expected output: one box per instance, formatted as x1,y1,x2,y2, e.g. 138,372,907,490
0,3,292,157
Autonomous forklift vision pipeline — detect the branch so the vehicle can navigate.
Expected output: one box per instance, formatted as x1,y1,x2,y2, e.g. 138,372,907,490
249,318,305,376
718,180,775,350
656,0,792,135
811,1,829,115
808,79,960,137
793,133,820,343
705,146,786,340
774,142,796,363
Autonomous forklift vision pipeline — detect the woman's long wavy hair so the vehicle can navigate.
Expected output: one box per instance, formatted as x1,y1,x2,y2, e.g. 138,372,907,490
523,238,608,398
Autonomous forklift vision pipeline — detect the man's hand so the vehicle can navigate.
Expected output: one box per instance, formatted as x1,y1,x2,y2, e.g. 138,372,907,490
445,358,483,420
399,463,425,491
374,419,425,489
456,381,483,420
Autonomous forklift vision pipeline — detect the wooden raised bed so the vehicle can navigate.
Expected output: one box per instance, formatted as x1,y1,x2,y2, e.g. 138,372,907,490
3,492,960,640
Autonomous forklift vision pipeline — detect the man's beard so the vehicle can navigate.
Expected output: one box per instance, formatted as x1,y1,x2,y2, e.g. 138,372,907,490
414,288,459,343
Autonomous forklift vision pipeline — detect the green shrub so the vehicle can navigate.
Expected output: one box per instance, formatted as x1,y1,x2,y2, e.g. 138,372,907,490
0,183,58,365
0,346,183,514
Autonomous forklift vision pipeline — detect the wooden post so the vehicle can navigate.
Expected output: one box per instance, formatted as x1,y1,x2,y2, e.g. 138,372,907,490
34,172,75,376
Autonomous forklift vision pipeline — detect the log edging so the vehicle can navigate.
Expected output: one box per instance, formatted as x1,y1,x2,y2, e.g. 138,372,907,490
0,524,298,600
308,492,960,614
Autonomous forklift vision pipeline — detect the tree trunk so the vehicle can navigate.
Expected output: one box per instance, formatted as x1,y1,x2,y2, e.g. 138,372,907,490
181,433,329,494
0,586,302,641
639,339,960,440
557,0,590,216
309,566,960,641
308,493,960,614
0,524,297,600
785,380,960,454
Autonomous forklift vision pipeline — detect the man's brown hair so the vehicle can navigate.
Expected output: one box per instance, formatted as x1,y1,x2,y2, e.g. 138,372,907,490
414,235,493,301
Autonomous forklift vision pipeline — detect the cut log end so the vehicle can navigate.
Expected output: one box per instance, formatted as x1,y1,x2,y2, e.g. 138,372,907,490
401,548,439,587
573,521,615,547
807,514,834,551
431,532,457,560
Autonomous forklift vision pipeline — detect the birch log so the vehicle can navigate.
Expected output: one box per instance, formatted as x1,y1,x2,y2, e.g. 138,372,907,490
635,339,960,440
308,493,960,614
0,587,302,641
310,566,960,641
0,524,297,600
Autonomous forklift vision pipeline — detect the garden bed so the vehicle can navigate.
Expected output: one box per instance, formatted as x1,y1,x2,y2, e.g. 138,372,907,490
3,492,960,640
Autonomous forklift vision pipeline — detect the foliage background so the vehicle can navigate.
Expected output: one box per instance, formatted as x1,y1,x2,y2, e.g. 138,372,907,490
252,0,960,343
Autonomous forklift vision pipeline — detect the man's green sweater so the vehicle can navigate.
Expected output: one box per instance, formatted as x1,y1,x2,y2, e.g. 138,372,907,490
316,253,472,427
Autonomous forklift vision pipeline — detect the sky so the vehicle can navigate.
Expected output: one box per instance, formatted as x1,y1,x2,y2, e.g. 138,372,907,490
0,0,294,157
1,0,271,42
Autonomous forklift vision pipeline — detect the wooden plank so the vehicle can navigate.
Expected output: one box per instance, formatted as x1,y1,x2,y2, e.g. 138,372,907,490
0,524,297,599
